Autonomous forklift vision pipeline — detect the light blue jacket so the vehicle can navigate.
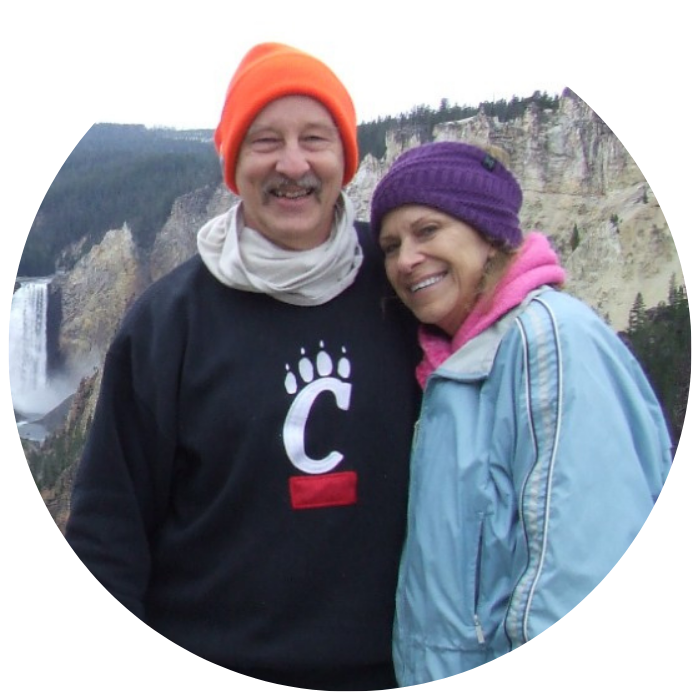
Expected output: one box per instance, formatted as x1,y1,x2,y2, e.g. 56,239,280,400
394,288,672,686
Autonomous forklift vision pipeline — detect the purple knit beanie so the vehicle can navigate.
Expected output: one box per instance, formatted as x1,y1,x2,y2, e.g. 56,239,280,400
370,141,523,249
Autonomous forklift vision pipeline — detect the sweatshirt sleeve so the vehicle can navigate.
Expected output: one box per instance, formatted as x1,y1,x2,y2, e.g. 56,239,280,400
504,295,672,648
65,330,178,620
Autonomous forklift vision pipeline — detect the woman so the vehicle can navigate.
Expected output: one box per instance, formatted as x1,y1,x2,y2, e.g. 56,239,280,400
370,141,672,686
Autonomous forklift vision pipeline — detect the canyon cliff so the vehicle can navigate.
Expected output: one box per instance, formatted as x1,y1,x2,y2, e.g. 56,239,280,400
30,88,683,529
347,89,680,330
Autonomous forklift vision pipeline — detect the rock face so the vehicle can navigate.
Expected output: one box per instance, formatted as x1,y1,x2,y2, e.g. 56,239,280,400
51,185,237,376
347,88,681,329
53,223,148,376
150,183,237,283
34,369,102,534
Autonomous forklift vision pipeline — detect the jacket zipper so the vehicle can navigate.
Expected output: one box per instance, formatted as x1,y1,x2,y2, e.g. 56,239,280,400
474,614,486,645
473,519,486,645
411,419,421,450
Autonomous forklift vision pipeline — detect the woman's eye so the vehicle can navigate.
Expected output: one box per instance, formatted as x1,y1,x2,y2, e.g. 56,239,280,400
380,241,399,257
417,224,438,237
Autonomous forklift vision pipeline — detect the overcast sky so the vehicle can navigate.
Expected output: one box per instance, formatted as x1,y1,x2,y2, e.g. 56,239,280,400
97,8,565,129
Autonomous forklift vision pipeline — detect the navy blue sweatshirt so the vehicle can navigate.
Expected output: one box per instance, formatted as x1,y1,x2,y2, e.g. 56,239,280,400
66,223,420,690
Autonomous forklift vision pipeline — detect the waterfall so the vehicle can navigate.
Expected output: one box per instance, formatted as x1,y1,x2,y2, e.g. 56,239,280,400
9,277,51,419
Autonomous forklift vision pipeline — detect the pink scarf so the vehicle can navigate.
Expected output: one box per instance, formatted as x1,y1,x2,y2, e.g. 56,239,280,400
416,233,566,388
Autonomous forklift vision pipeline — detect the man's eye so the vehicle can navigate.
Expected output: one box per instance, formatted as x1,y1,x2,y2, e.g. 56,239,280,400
248,136,280,151
303,134,330,147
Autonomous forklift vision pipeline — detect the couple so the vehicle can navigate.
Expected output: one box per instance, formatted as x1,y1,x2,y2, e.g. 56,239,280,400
65,42,672,690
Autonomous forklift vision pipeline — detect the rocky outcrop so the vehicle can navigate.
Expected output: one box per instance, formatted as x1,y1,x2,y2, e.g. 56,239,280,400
150,183,237,282
53,223,149,376
31,369,102,533
347,88,681,330
49,184,236,380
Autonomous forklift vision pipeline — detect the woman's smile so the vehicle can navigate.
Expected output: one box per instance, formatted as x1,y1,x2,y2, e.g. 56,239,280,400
409,272,447,294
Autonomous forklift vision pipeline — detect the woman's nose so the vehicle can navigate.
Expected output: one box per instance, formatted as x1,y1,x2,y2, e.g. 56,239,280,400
397,241,424,273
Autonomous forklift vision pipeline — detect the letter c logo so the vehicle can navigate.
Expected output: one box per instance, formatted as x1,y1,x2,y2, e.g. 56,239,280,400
283,377,351,474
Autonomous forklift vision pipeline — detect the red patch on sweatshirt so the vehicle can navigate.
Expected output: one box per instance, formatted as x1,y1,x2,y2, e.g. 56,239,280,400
289,471,358,509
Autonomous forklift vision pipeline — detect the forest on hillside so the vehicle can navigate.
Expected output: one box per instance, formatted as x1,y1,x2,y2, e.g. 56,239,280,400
19,125,222,276
624,276,691,450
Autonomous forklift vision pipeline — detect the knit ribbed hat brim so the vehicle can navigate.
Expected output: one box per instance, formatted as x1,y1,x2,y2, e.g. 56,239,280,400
370,141,523,249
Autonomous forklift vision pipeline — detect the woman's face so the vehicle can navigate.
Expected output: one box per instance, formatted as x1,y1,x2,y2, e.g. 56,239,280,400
379,205,495,336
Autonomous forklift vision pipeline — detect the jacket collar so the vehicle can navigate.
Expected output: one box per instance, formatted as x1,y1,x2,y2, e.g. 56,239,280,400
434,287,549,381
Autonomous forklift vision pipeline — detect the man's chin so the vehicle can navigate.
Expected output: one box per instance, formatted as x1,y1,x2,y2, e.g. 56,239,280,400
259,218,333,251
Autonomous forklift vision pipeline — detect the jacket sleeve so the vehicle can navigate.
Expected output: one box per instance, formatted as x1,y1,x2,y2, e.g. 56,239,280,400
65,328,178,621
503,295,672,648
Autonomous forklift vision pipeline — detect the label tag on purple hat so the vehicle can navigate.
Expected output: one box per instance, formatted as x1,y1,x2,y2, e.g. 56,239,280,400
482,154,497,171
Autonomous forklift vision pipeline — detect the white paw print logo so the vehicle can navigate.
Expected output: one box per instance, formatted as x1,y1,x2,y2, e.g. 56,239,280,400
283,342,352,475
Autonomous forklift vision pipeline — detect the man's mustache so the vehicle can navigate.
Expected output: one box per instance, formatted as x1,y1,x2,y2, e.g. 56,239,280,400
263,174,323,194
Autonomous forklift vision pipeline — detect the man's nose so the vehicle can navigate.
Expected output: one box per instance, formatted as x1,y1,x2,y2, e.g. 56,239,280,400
275,141,311,179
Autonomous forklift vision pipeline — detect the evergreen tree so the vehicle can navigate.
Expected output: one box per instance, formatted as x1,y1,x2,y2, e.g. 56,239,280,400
627,292,647,337
624,281,690,450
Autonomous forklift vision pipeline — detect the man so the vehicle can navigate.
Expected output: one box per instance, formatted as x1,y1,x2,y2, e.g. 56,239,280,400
65,43,420,691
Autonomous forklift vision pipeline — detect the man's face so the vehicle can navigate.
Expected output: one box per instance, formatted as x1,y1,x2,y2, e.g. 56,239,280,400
235,95,345,250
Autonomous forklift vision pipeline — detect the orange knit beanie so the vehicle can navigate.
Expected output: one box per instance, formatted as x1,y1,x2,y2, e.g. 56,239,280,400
214,42,359,194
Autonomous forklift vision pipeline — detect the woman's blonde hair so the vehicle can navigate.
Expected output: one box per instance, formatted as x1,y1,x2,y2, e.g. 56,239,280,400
462,142,521,303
